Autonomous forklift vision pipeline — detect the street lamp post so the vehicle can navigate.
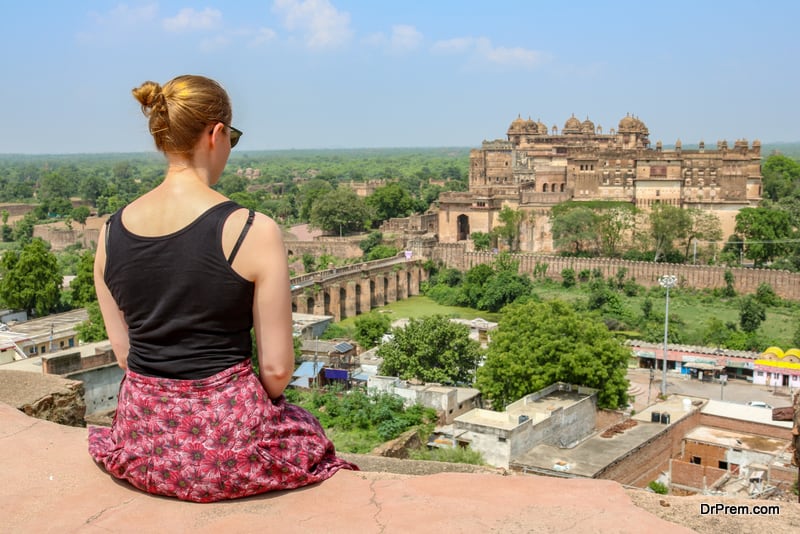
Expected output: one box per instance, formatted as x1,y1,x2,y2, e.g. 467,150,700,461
659,274,677,397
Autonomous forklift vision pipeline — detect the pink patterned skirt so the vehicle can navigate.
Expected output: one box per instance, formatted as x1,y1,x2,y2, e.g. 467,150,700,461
88,360,357,502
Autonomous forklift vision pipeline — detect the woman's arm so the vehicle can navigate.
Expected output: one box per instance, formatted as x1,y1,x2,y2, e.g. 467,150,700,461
228,211,294,399
94,224,130,369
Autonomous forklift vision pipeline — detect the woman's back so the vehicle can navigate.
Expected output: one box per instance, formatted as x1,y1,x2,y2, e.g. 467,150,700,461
104,200,254,379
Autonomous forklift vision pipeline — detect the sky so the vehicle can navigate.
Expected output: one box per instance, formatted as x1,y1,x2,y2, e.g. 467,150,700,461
1,0,798,154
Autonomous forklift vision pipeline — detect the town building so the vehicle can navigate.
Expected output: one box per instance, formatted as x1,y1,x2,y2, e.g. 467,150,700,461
0,308,87,359
629,340,760,382
752,346,800,389
437,114,762,252
453,382,598,468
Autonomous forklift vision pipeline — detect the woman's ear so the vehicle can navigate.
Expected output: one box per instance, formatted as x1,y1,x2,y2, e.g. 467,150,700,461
209,122,226,148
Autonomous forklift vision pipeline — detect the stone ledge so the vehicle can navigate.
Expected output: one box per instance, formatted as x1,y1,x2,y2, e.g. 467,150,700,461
2,401,797,533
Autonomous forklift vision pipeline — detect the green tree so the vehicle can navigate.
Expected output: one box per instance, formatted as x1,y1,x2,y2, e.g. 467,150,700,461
739,295,766,333
762,154,800,201
551,206,599,255
683,208,722,262
735,207,793,267
476,269,532,312
359,231,383,256
597,206,635,257
366,183,416,223
70,205,91,228
68,251,96,307
470,231,492,252
0,238,62,316
493,206,525,252
723,269,736,297
13,211,39,243
353,312,392,349
476,300,629,409
365,244,398,261
377,315,483,385
76,301,108,342
297,179,334,221
649,203,690,262
702,317,730,349
309,188,371,235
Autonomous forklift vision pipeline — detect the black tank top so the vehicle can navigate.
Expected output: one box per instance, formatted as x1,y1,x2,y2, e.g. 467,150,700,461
104,201,255,379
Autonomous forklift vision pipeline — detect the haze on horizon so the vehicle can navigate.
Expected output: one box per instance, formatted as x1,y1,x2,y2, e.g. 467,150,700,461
2,0,798,155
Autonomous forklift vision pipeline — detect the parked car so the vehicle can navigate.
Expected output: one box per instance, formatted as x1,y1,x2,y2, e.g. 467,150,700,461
746,401,773,409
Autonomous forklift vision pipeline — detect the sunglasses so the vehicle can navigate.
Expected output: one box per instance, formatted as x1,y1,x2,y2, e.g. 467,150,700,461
228,125,243,148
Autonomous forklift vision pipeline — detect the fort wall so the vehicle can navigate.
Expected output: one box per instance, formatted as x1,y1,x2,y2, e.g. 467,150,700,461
432,244,800,300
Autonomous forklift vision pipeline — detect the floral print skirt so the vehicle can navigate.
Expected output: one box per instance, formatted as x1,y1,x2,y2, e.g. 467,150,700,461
88,360,357,502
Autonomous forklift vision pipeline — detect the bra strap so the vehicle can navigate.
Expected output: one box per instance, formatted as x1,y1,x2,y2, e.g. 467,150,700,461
227,210,255,265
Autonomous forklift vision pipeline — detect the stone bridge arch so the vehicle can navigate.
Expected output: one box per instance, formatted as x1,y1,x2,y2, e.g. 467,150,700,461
290,259,425,322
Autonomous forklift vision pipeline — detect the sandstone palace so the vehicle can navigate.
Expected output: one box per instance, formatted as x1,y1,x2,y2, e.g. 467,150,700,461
437,114,763,253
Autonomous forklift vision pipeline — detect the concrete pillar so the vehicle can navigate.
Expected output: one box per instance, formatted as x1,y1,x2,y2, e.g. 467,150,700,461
345,282,357,318
397,269,408,299
359,279,371,315
329,285,341,322
386,273,398,303
373,275,385,307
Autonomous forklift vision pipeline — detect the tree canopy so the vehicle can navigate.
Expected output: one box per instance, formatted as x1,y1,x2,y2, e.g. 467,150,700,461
0,238,62,316
735,207,793,267
377,315,483,385
309,188,371,235
353,312,392,349
476,300,629,409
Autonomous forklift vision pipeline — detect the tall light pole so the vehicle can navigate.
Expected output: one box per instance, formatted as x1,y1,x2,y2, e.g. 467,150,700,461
659,274,677,397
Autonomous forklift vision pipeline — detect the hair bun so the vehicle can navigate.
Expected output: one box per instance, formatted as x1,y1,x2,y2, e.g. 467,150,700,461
132,81,166,116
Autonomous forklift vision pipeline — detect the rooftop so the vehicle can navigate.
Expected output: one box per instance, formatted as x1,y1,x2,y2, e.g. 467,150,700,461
684,426,790,454
515,396,699,478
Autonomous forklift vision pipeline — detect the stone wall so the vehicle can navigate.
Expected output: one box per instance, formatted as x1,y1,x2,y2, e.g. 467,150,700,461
432,244,800,300
285,238,364,261
32,226,100,251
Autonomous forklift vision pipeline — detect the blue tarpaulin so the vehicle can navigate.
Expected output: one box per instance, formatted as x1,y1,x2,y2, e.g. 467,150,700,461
325,369,348,380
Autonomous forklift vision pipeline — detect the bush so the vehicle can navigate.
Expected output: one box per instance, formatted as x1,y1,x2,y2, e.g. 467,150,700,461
648,481,668,495
561,268,576,288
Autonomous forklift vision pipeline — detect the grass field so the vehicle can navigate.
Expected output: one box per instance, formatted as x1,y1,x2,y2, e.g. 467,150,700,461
336,282,799,350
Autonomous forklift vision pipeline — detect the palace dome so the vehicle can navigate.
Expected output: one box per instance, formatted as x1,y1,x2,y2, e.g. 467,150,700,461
563,115,581,134
581,117,595,134
537,119,548,134
508,115,526,134
618,114,636,131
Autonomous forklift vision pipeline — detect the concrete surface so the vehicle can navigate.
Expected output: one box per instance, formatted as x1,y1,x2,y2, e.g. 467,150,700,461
0,401,696,534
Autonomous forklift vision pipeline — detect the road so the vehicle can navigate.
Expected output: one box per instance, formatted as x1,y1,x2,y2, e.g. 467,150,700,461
626,368,795,412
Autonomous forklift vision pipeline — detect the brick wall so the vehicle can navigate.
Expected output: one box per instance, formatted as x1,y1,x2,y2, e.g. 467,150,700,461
699,413,792,441
671,459,728,492
596,410,702,488
683,441,727,468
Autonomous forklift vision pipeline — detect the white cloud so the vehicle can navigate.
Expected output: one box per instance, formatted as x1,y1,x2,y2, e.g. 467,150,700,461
475,38,543,68
432,36,545,70
249,27,278,47
162,7,222,32
199,35,230,52
78,2,158,42
431,37,474,55
89,2,159,26
389,25,423,53
272,0,352,49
